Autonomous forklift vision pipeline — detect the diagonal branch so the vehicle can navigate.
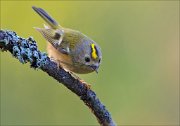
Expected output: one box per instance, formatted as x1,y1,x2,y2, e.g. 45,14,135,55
0,30,116,126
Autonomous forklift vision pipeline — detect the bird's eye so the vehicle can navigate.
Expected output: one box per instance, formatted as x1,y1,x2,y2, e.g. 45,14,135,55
85,57,90,62
98,59,101,63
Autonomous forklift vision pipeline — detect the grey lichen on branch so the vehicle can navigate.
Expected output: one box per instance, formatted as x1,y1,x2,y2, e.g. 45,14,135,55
0,30,116,126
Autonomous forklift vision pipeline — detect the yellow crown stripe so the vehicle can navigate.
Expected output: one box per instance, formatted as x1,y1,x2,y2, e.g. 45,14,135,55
91,44,98,59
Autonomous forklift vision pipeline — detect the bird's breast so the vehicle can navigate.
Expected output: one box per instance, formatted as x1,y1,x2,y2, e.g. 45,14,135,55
47,43,73,69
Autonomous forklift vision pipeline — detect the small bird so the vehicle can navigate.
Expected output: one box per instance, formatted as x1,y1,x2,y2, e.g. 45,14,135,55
32,6,102,74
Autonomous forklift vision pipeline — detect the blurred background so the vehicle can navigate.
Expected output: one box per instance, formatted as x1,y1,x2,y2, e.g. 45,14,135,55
0,1,179,125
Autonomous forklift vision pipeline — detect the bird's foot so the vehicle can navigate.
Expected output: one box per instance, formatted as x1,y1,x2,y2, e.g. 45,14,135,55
50,57,61,69
68,72,91,89
79,79,91,89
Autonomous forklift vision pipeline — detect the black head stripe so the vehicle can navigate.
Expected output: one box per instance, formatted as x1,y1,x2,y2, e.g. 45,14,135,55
94,45,99,57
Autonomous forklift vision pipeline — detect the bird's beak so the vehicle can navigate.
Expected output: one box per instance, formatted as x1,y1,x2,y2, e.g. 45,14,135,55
95,69,98,74
90,65,99,74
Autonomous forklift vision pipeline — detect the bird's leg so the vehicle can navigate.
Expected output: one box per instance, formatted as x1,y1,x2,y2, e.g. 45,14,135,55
68,72,91,89
79,79,91,89
49,57,61,69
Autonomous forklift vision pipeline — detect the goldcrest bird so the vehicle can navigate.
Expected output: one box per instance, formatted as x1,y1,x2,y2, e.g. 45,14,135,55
32,6,102,74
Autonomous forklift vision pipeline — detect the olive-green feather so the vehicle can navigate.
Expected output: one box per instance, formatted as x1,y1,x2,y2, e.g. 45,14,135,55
62,28,83,50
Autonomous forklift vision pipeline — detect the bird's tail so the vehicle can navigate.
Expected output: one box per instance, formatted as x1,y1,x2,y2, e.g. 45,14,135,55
32,6,60,29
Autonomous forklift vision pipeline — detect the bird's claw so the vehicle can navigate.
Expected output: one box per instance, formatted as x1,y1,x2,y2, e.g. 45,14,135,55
68,72,91,89
50,57,60,69
79,79,91,89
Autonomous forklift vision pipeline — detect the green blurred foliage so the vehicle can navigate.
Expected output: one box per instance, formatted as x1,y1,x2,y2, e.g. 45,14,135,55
0,1,179,125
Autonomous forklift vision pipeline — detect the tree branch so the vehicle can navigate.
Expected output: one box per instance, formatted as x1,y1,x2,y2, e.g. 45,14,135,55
0,30,116,126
